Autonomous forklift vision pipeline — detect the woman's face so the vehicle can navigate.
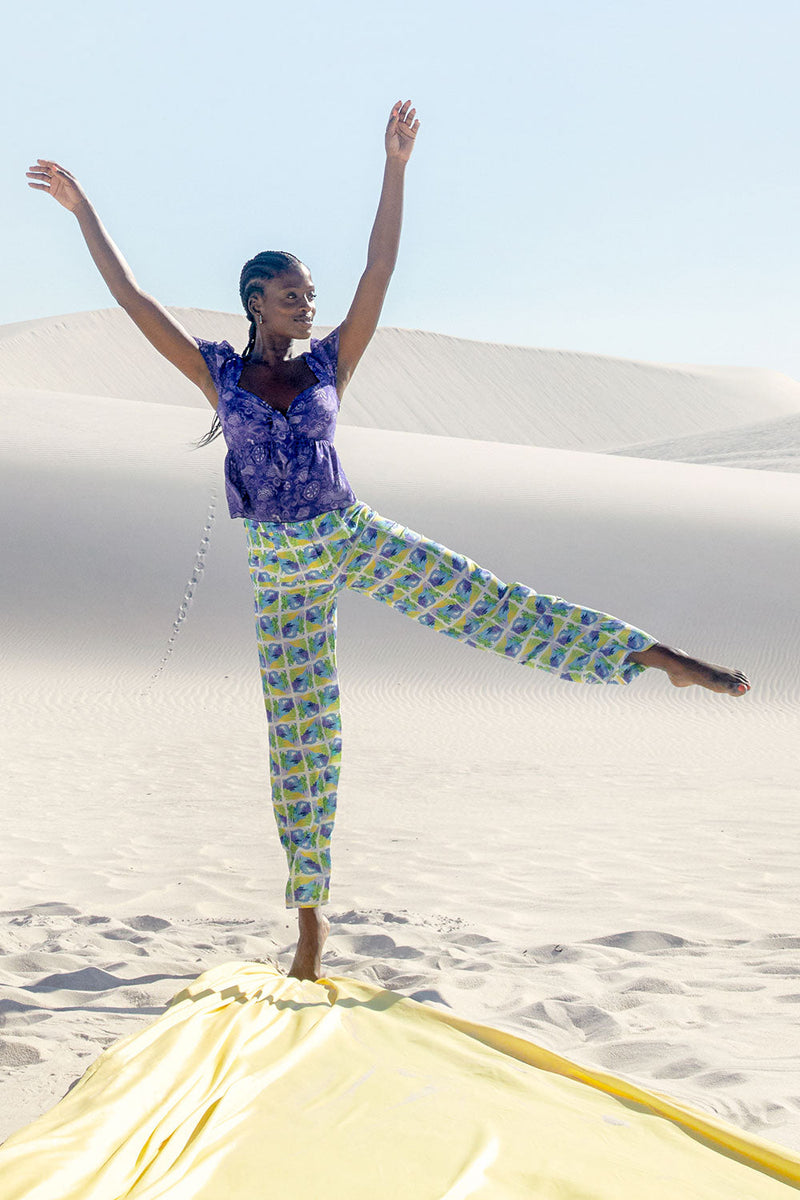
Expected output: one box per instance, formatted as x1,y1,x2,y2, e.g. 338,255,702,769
252,265,317,340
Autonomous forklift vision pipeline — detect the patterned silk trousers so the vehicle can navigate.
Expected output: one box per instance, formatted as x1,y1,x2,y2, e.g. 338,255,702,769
244,500,658,908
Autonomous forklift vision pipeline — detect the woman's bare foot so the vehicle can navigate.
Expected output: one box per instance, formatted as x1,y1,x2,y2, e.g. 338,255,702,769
628,643,751,696
287,907,330,981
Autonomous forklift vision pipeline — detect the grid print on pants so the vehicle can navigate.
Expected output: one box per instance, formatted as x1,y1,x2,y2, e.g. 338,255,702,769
244,500,658,909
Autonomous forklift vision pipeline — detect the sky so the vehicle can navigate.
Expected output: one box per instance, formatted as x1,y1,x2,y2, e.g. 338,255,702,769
5,0,800,378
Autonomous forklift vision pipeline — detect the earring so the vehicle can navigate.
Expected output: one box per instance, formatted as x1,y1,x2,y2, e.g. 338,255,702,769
257,314,262,325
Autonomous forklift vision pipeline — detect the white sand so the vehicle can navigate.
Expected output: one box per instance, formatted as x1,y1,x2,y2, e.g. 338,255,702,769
1,308,799,1153
613,410,800,473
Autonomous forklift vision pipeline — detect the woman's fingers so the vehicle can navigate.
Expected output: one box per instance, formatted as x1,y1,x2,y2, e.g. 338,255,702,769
35,158,72,177
27,160,75,182
386,100,421,148
26,165,51,187
390,100,420,120
395,101,417,126
26,158,85,210
26,164,54,187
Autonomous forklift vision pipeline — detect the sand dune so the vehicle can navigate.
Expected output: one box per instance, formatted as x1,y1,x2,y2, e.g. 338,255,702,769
4,387,800,701
3,306,800,450
1,308,799,1156
612,409,800,472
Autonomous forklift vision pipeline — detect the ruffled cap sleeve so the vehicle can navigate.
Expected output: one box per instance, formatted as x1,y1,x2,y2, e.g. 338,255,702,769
306,325,341,387
194,338,237,398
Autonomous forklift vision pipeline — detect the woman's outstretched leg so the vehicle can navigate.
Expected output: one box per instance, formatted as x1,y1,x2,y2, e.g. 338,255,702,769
340,504,751,696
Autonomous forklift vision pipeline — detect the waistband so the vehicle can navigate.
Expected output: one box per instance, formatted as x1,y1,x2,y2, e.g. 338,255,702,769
243,500,371,542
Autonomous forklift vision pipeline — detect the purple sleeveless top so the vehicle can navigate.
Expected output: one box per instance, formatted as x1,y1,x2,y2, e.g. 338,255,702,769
194,325,357,522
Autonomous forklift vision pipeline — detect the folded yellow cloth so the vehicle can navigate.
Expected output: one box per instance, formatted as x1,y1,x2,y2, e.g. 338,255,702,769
0,961,797,1198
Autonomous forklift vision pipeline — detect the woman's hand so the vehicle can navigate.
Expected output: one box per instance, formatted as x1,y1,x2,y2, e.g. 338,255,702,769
26,159,89,213
385,100,420,162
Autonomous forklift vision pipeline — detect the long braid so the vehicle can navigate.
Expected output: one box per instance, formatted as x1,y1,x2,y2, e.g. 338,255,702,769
242,316,257,362
193,250,303,449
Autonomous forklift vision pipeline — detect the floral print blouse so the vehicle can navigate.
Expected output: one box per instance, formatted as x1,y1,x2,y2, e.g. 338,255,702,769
194,325,357,523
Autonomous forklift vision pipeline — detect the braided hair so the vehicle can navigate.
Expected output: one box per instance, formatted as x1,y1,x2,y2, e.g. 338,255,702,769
193,250,305,449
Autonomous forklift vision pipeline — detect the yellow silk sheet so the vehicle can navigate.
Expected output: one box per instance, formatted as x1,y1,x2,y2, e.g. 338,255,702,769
0,961,798,1198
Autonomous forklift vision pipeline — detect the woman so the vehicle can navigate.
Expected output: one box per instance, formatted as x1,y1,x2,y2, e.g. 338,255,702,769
27,99,751,982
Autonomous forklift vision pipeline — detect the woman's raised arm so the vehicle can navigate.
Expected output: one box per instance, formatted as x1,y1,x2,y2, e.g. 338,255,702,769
26,159,217,408
336,100,421,397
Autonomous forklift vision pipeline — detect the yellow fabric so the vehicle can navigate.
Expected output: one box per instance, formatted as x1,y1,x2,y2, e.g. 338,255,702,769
0,961,798,1198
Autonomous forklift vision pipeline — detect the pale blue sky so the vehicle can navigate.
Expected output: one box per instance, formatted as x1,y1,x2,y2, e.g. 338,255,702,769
5,0,800,377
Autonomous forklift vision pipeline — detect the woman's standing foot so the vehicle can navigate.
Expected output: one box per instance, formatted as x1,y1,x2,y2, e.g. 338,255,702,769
628,643,751,696
288,907,330,981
